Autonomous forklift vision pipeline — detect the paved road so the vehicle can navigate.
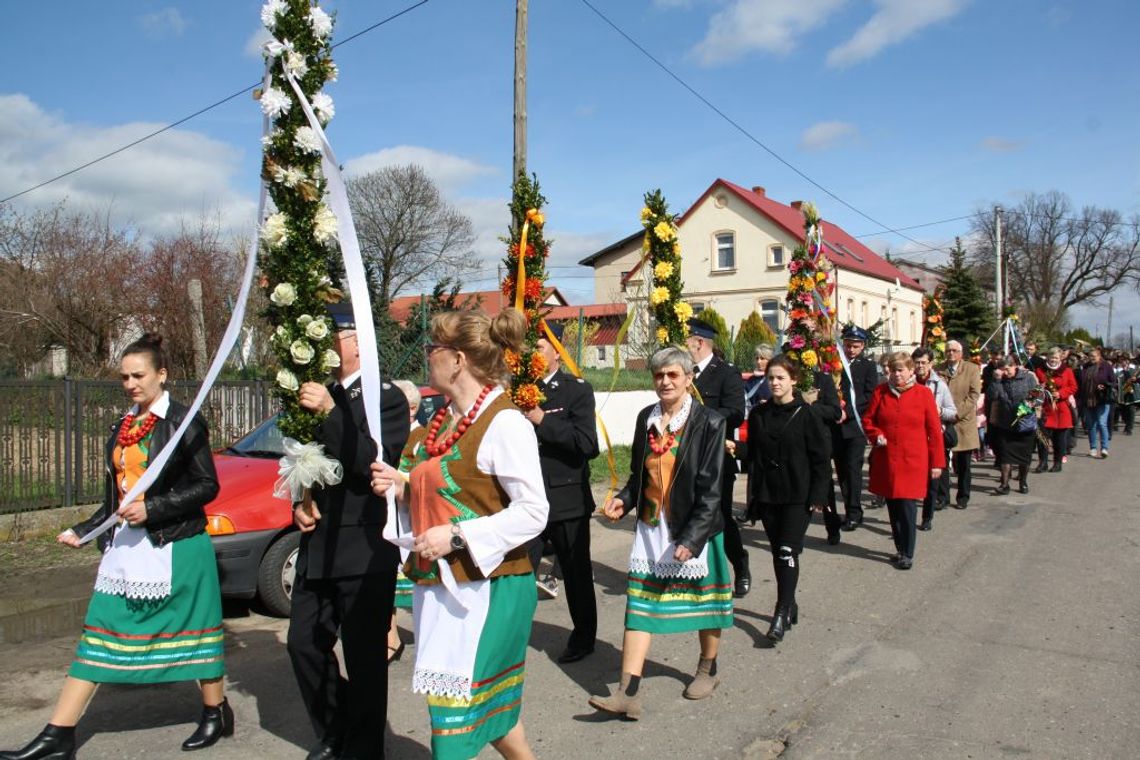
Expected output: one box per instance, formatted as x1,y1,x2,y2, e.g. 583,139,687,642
1,436,1137,759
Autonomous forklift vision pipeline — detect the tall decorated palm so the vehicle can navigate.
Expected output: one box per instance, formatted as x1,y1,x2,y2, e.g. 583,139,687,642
922,286,947,361
781,202,843,392
640,189,691,346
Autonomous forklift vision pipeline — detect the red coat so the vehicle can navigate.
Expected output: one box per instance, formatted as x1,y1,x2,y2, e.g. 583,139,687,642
862,383,947,500
1034,366,1077,429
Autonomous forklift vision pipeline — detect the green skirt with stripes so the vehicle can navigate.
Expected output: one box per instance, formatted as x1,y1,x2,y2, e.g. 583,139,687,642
625,532,734,634
395,570,414,609
69,531,225,684
427,573,537,760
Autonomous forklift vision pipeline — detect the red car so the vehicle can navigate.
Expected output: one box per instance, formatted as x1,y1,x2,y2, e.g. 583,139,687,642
205,387,444,616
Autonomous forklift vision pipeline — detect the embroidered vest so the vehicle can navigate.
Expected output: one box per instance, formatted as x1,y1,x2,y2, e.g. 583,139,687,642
402,394,533,585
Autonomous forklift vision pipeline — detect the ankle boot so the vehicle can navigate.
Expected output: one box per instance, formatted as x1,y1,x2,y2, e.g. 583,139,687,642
588,673,642,720
766,603,789,642
1050,460,1062,473
787,601,799,627
0,724,76,760
683,657,719,700
181,698,234,751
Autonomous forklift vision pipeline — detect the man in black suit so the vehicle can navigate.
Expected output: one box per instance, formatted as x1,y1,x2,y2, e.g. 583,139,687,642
833,325,877,533
524,323,600,663
686,317,750,596
288,303,410,760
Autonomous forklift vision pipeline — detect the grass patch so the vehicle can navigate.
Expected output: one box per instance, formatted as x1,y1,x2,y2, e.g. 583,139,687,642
591,444,632,485
581,368,654,392
0,534,101,575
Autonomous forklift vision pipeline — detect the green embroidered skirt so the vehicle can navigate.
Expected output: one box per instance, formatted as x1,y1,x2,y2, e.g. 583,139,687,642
395,569,414,609
625,532,734,634
69,532,225,684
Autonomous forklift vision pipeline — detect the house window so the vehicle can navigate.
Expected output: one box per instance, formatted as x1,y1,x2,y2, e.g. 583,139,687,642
597,346,606,362
768,244,785,268
760,299,780,335
619,270,630,293
714,232,735,271
891,307,898,340
846,298,855,322
910,311,917,343
861,301,868,325
691,302,705,314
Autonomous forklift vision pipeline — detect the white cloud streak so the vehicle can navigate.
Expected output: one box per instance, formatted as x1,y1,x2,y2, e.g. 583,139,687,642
691,0,846,66
799,120,859,151
343,145,497,193
137,8,189,39
826,0,969,68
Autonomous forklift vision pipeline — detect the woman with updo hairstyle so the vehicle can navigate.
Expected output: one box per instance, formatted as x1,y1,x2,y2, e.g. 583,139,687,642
369,308,548,759
1,335,230,760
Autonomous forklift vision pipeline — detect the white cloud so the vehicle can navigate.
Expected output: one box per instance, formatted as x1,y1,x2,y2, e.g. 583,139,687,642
691,0,846,67
244,27,274,58
826,0,969,68
980,136,1025,153
0,94,256,237
800,120,860,151
137,8,189,39
343,146,497,193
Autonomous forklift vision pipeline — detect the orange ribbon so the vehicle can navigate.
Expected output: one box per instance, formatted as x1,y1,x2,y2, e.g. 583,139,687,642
514,219,531,313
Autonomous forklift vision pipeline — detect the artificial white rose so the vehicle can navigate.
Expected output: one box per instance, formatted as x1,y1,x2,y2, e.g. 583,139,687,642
261,0,287,30
284,51,308,79
261,213,288,247
260,87,291,118
312,92,335,125
270,282,297,306
306,319,329,340
309,6,333,39
276,368,299,391
290,339,316,366
294,126,322,155
313,204,338,243
322,349,341,371
275,325,288,338
297,314,313,327
326,62,339,83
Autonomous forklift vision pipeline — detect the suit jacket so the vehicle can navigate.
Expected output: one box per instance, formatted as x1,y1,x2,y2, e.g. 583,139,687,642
836,354,876,440
300,378,410,580
533,369,599,522
694,355,745,474
616,401,726,557
939,359,981,451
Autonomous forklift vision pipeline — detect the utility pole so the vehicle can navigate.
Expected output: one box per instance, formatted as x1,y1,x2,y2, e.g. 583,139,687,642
512,0,528,185
993,205,1003,320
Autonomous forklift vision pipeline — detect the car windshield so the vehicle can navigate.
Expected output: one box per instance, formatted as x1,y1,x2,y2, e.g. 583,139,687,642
225,414,286,458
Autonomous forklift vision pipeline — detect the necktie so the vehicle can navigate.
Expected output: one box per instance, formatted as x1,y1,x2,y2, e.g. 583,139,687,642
694,366,702,377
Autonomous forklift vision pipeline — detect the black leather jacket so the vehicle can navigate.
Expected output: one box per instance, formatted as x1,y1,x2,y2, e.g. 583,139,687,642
615,400,726,557
72,398,219,548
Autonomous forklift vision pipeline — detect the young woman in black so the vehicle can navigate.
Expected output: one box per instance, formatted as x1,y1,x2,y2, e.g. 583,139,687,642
746,356,832,642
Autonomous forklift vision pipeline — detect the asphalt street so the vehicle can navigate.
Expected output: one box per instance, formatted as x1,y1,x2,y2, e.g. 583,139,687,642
0,434,1137,759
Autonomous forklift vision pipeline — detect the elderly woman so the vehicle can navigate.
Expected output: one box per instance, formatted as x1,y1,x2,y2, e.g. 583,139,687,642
989,356,1041,493
863,352,945,570
1034,348,1077,472
589,346,732,720
370,309,548,760
1,335,229,760
745,355,831,642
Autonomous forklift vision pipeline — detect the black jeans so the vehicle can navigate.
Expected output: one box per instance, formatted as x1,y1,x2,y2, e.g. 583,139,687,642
886,499,919,560
1046,428,1069,464
757,502,812,606
953,449,973,505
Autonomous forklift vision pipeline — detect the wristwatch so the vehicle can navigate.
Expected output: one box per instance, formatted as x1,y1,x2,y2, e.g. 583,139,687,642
450,524,467,552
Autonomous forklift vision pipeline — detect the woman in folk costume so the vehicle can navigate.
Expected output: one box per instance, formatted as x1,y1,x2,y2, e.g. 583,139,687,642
0,335,229,760
588,346,733,720
370,309,547,760
386,378,424,663
1034,347,1078,472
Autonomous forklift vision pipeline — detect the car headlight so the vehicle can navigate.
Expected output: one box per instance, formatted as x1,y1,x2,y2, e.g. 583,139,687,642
206,515,236,536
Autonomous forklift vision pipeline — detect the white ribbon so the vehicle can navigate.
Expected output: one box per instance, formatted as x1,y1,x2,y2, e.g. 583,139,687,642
78,67,274,545
274,437,344,501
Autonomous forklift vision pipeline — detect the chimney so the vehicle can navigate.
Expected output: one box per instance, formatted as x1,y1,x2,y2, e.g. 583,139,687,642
751,186,765,197
790,200,804,210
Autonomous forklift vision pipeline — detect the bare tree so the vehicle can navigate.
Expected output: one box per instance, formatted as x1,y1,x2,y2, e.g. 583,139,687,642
970,191,1140,335
346,165,477,307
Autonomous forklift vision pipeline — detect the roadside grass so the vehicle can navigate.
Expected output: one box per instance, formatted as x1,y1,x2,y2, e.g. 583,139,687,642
0,533,100,575
581,368,653,392
591,444,631,485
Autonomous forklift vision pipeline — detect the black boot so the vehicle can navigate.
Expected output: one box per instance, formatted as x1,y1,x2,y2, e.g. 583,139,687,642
1034,461,1048,474
1050,460,1062,473
766,604,789,642
787,601,799,628
181,698,234,751
0,724,76,760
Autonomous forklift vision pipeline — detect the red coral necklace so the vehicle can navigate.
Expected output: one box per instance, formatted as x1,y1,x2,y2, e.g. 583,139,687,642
424,384,494,457
118,412,158,447
648,427,676,455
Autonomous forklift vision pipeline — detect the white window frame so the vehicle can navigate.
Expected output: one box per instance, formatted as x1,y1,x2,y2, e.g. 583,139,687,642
759,299,780,335
713,231,736,272
768,244,785,268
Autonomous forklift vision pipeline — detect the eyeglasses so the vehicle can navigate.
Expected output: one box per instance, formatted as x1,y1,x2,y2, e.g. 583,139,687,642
423,343,455,357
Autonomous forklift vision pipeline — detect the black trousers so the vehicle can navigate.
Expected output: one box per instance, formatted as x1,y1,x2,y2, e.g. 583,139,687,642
1045,428,1070,464
1116,404,1135,433
953,449,973,505
287,569,395,759
886,499,918,560
757,502,812,606
832,435,866,521
719,463,748,571
527,515,598,650
921,467,949,525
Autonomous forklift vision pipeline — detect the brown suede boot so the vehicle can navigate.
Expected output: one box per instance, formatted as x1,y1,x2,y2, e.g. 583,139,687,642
683,657,720,700
588,672,643,720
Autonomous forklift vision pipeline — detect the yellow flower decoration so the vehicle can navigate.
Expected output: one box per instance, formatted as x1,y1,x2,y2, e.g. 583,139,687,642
801,349,818,368
656,326,669,343
672,241,681,255
653,221,676,243
640,206,652,223
654,261,674,280
649,286,670,306
674,301,693,322
816,271,827,282
524,208,545,227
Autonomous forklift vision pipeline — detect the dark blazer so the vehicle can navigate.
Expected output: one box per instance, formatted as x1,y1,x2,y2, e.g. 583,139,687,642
746,396,832,512
533,369,599,523
811,370,844,427
836,355,877,439
72,398,219,548
615,400,726,557
300,378,410,580
694,355,746,433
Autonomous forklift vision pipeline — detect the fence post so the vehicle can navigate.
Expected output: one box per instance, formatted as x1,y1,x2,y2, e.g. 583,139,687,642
63,377,73,508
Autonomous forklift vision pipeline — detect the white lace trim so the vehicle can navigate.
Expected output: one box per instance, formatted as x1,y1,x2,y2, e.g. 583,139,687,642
646,394,693,434
412,668,472,699
93,574,172,600
629,556,709,579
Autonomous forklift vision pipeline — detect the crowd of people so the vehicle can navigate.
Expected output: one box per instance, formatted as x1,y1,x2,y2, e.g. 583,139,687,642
3,308,1136,760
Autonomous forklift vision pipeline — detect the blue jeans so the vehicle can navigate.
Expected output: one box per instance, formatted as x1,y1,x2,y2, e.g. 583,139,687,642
1084,404,1111,451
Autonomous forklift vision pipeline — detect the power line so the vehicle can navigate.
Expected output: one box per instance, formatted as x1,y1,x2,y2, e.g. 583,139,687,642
0,0,431,206
577,0,951,256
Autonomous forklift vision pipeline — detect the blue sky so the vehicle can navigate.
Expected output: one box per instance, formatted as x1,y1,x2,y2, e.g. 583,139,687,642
3,0,1138,336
